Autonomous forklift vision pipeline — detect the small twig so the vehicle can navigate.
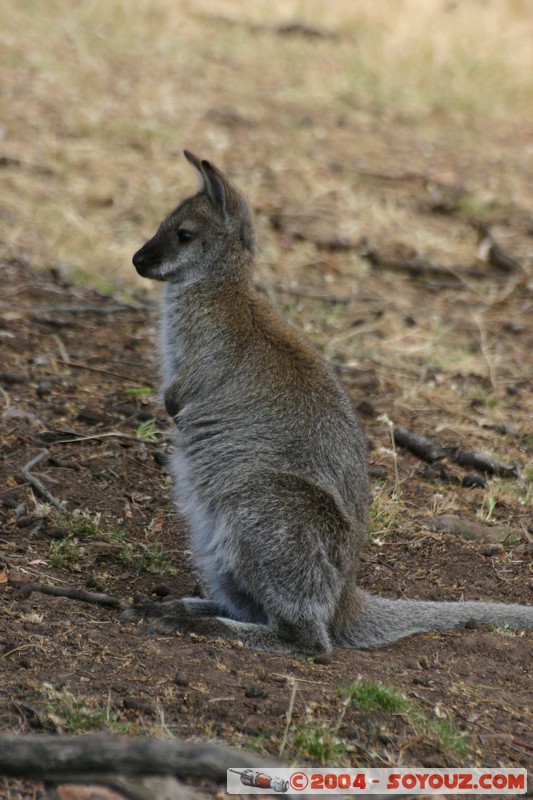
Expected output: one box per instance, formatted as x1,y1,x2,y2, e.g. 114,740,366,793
333,696,350,735
336,164,431,184
278,676,298,759
8,576,122,609
378,415,401,498
0,303,154,315
56,359,139,381
512,739,533,753
471,312,498,389
42,430,155,445
1,644,35,659
20,450,67,515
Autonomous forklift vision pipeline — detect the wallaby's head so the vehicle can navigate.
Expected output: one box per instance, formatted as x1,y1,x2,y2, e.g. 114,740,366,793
133,151,255,285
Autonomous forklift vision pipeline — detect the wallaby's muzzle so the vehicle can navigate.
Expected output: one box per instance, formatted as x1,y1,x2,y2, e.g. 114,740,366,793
132,238,162,280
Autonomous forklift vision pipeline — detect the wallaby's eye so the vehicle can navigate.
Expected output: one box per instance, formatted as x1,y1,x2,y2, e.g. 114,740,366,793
177,229,194,244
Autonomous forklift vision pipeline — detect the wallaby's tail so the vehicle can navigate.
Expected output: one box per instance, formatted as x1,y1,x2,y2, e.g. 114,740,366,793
338,592,533,650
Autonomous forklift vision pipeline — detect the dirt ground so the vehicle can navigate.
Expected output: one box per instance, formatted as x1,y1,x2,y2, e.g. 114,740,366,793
1,239,532,799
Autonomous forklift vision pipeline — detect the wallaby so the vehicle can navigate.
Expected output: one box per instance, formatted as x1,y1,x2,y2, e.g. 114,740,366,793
127,151,533,655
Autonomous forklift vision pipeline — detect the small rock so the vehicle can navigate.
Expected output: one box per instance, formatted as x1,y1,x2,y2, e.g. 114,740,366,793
85,576,104,591
36,380,53,397
77,408,115,425
152,584,170,598
0,372,25,385
413,675,434,687
153,451,168,468
481,543,504,557
46,526,68,540
16,516,33,529
174,673,189,687
312,654,332,666
462,473,487,489
244,683,267,699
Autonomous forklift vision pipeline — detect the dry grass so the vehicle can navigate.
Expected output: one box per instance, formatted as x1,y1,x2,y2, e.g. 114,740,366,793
1,0,532,285
1,0,532,500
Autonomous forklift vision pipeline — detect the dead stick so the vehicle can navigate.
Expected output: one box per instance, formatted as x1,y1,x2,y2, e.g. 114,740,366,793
393,427,446,463
450,448,520,478
56,359,138,381
361,249,491,281
44,430,155,445
9,577,122,609
279,676,298,759
20,450,67,514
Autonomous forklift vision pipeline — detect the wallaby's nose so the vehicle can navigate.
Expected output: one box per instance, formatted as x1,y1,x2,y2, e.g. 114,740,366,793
132,248,146,270
133,246,152,277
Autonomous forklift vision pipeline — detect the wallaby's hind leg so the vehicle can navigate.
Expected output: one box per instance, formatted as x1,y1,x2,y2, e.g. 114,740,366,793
124,474,349,655
120,597,226,623
148,613,331,656
121,590,331,655
150,474,351,654
122,577,333,655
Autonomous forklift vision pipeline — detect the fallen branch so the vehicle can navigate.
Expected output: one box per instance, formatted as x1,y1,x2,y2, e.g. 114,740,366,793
20,450,67,515
393,427,446,463
198,14,339,42
8,576,123,609
0,733,401,800
361,248,489,282
449,448,520,479
0,733,284,784
267,212,360,253
428,515,508,543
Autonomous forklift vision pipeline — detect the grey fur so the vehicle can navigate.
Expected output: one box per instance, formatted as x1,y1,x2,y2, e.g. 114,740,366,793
128,152,533,655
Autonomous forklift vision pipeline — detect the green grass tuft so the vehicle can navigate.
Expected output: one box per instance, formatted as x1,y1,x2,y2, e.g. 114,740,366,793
341,680,468,758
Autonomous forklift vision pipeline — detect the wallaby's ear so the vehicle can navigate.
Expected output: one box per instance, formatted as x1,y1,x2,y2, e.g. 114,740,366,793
183,150,227,215
183,149,205,189
183,150,255,253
